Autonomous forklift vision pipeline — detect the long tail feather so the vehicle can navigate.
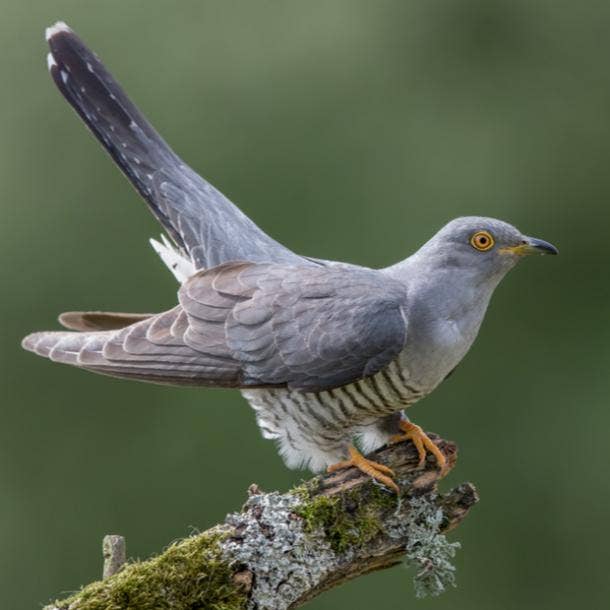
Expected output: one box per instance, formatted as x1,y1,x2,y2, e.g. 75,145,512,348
45,21,305,269
46,22,186,249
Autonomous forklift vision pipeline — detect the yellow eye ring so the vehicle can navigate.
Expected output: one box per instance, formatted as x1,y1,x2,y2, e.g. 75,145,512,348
470,230,495,252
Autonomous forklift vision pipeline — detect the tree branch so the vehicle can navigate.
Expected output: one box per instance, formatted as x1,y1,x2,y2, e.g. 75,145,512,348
44,435,478,610
102,535,126,579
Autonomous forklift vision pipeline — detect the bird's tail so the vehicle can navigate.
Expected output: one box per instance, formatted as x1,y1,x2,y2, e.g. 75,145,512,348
21,305,240,387
45,21,305,271
45,21,185,249
21,329,169,383
22,329,113,367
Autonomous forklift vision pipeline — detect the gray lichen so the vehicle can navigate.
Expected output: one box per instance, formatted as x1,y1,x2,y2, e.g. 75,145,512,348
223,491,337,610
399,496,461,597
223,484,461,608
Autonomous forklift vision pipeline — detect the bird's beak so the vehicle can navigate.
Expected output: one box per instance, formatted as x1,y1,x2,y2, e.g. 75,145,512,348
501,236,559,256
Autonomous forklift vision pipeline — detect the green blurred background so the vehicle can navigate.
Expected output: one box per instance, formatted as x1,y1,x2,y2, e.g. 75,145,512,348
2,1,609,608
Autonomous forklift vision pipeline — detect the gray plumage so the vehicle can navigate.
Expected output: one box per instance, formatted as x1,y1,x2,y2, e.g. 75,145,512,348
44,21,302,270
23,23,558,473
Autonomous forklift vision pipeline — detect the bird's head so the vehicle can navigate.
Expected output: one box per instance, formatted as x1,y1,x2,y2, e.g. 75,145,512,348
414,216,558,285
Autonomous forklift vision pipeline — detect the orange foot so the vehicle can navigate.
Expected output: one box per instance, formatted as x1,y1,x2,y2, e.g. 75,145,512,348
389,421,446,471
327,445,399,493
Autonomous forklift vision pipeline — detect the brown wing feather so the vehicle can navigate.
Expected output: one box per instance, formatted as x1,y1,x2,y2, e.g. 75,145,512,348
58,311,154,331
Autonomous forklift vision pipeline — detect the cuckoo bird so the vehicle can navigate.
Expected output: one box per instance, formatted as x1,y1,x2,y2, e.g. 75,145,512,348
22,23,558,492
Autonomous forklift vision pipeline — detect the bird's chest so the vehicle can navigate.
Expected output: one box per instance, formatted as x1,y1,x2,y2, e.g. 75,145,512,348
400,314,479,393
242,359,422,435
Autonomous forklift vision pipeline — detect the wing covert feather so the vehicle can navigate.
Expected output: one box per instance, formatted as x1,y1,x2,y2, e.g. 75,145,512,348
179,262,408,391
23,262,408,390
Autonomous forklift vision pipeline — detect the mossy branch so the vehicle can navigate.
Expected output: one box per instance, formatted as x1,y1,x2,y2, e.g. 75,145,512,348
44,435,478,610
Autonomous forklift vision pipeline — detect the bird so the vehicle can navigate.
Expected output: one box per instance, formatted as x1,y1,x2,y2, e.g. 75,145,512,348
22,22,558,493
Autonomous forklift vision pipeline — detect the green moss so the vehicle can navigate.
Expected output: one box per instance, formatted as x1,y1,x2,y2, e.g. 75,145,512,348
290,477,322,501
49,530,247,610
293,484,396,554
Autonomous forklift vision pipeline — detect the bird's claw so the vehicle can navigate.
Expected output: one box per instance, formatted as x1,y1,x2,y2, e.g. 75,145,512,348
389,421,447,472
327,445,399,493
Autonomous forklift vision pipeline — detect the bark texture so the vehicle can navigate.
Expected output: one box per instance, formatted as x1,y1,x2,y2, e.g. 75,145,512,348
102,535,126,579
45,435,477,610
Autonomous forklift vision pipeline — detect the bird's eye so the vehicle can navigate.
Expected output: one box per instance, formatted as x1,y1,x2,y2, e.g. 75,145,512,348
470,230,495,252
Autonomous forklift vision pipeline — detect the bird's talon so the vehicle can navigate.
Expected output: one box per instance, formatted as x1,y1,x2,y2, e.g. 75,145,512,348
389,422,446,471
327,445,399,493
366,461,395,477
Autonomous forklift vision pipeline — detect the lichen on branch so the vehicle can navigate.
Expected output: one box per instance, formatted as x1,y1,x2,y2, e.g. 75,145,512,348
45,435,477,610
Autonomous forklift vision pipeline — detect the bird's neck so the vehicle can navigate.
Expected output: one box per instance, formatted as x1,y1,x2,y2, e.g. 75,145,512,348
382,250,505,327
382,252,506,392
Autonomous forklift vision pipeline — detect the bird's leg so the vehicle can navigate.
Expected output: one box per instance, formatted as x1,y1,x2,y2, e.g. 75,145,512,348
389,420,446,471
327,445,399,493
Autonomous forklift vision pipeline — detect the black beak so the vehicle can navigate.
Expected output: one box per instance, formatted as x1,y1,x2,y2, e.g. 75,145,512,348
525,236,559,255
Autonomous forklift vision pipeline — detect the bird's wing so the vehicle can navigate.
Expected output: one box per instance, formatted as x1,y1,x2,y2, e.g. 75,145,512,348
22,262,408,391
45,22,306,270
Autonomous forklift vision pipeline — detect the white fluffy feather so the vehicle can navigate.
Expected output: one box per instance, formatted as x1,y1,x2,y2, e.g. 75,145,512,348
149,235,196,283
